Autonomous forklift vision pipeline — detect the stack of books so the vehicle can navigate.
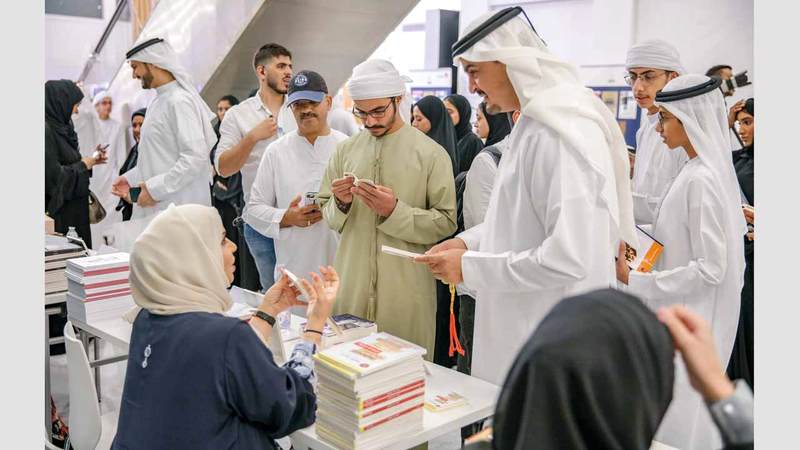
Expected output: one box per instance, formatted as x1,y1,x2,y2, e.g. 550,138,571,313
65,252,134,322
314,332,427,450
45,235,87,297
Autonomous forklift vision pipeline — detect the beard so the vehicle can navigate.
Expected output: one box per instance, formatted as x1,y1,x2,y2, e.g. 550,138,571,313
267,74,288,95
141,72,153,89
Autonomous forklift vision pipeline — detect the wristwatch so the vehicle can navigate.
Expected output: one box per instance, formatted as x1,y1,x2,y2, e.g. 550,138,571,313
253,310,276,327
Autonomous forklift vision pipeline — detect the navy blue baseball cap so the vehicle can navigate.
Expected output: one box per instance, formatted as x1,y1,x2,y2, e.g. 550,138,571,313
287,70,328,106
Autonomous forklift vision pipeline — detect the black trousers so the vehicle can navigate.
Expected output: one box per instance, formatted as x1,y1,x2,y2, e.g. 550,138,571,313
212,198,260,292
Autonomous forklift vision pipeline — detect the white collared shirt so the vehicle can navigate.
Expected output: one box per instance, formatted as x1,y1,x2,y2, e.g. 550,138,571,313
214,91,297,202
243,129,347,281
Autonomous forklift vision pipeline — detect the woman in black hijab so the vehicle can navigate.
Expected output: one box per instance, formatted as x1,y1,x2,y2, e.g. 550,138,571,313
116,108,146,221
486,289,675,450
45,79,105,246
476,101,512,147
727,98,754,389
412,95,460,367
445,94,484,173
412,95,459,176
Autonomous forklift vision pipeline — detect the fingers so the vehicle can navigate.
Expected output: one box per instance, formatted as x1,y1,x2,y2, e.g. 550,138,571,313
656,307,694,349
670,305,706,334
299,278,316,302
289,195,302,207
354,185,379,201
310,272,326,297
414,254,438,265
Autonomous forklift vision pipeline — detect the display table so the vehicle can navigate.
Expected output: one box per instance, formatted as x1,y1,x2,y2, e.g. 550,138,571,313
69,312,501,450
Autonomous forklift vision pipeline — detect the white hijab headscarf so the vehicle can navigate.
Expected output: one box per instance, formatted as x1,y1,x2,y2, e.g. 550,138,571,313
346,59,413,124
129,204,232,316
625,39,686,74
655,74,746,360
126,38,217,151
453,12,637,248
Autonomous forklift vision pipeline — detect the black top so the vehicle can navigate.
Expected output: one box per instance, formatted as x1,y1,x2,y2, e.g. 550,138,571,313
112,310,316,450
44,79,92,244
414,96,459,176
732,145,753,206
491,289,675,450
116,143,139,221
480,102,512,147
446,94,485,173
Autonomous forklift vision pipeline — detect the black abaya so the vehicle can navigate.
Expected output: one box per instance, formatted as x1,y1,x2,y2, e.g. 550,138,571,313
45,79,92,247
727,143,754,389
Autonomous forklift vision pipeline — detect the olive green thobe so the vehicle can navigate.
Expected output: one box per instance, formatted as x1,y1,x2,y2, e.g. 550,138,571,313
318,124,457,359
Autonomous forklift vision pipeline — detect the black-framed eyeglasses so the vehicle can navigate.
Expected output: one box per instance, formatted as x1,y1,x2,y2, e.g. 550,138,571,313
624,70,670,87
352,99,395,120
657,111,678,128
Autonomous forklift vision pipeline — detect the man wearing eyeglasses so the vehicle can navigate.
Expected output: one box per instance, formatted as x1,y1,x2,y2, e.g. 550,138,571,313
625,39,688,227
214,43,297,292
317,59,457,358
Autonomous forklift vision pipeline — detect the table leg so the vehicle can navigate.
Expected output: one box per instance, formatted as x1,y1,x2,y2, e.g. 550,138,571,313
93,337,101,402
44,309,51,443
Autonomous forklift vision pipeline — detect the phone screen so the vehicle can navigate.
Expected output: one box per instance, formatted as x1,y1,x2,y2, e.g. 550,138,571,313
130,187,141,203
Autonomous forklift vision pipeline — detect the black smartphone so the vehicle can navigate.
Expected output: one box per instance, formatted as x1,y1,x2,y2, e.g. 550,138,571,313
130,187,141,203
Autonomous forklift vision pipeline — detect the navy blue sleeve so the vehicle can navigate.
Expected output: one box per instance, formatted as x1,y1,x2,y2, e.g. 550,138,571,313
223,321,317,438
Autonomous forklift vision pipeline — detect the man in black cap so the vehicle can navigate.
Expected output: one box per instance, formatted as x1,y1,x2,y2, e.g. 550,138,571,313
242,70,346,300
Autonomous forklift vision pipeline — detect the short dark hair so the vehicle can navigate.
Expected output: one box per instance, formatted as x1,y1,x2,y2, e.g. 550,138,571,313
253,43,292,69
218,95,240,107
706,64,732,77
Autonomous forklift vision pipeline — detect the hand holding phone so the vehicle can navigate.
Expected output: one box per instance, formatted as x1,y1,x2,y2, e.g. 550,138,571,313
129,187,141,203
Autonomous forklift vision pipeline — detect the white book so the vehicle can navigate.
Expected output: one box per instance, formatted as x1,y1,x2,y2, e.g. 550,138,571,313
315,332,426,379
66,253,130,275
625,226,664,273
380,245,422,260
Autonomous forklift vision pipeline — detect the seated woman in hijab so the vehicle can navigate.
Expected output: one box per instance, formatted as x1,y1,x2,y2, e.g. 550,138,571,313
444,94,484,174
412,95,459,176
464,290,753,450
112,204,339,450
615,75,746,450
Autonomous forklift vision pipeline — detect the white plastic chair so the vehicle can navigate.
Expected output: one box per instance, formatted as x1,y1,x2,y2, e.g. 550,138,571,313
63,322,102,450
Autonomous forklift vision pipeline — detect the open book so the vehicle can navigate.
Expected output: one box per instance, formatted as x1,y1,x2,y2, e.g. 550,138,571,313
625,226,664,273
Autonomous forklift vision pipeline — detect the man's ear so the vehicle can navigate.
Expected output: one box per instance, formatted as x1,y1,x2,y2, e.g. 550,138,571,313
668,71,680,81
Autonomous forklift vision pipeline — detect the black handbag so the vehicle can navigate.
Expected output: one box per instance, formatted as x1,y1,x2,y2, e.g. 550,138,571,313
88,190,107,224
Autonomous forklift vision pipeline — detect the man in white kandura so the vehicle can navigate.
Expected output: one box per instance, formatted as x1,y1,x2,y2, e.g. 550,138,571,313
90,91,127,245
625,40,688,226
244,70,345,291
616,74,746,450
417,7,637,386
111,37,215,221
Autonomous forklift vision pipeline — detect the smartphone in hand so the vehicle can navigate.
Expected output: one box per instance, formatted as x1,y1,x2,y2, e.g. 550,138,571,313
130,187,142,203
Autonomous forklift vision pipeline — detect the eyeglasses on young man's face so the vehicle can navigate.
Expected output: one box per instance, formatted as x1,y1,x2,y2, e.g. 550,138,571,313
624,70,671,87
657,111,679,128
351,98,396,120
